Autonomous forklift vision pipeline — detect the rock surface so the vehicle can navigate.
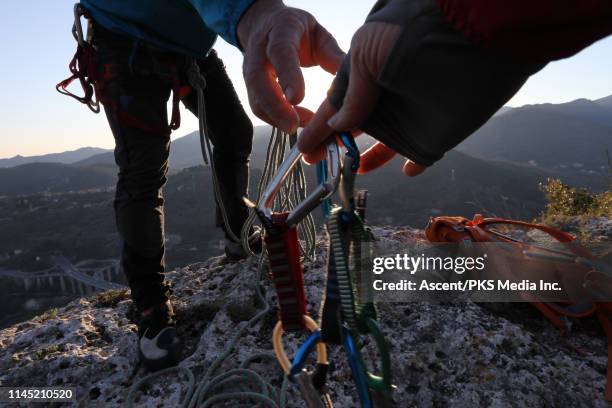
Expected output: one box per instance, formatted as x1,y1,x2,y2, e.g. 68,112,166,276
0,227,609,407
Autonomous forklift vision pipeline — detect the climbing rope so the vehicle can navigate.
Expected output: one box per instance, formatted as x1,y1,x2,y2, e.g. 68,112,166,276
241,127,317,260
127,253,289,407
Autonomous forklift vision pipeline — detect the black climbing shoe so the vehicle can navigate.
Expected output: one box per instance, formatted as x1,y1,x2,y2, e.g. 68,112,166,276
224,230,262,261
138,301,182,371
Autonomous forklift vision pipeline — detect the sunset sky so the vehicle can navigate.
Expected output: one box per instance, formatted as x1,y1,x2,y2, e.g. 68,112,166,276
1,1,611,158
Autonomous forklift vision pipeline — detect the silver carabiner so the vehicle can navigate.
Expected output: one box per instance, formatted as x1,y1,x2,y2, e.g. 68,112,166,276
294,371,327,408
72,4,87,46
258,141,341,227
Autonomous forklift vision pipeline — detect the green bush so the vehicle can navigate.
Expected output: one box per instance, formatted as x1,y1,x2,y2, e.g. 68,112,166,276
540,178,611,218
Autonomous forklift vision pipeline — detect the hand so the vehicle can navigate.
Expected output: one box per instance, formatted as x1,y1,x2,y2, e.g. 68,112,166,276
297,21,426,177
237,0,344,134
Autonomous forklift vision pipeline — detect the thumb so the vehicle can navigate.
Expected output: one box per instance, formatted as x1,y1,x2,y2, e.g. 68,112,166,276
327,59,380,131
327,22,399,132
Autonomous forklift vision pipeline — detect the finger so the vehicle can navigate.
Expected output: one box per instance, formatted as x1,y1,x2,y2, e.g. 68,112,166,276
294,106,315,128
267,22,306,104
312,23,345,74
302,145,327,165
297,99,337,154
243,45,299,133
357,142,397,174
327,53,380,131
403,160,427,177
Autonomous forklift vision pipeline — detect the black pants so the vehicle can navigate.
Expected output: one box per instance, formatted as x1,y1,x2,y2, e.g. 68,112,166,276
93,25,253,311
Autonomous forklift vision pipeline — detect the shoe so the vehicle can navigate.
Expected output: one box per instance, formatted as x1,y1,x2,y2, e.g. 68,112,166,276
138,301,182,371
224,230,262,261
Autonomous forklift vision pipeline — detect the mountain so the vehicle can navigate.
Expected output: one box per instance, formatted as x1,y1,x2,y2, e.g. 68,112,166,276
74,126,274,170
0,147,110,168
359,150,579,226
457,97,612,189
596,94,612,107
0,162,116,195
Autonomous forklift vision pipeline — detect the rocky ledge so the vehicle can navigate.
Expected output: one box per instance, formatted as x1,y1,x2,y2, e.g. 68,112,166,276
0,227,609,407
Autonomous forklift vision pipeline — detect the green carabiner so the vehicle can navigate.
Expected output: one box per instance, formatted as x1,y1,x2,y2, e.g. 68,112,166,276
355,318,393,393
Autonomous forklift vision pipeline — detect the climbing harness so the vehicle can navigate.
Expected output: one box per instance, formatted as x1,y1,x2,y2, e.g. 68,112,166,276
426,214,612,401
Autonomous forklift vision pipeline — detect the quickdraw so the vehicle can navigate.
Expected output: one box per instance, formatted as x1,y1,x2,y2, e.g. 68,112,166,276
56,4,100,113
256,132,394,407
322,133,394,407
254,140,340,407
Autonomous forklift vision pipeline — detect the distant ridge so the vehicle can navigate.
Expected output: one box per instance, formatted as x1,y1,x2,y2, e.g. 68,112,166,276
0,147,111,168
595,94,612,107
457,96,612,184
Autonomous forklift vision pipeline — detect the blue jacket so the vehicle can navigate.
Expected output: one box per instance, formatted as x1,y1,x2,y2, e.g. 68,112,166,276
80,0,255,57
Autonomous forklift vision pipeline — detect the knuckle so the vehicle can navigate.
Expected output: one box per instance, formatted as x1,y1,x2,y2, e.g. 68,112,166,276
266,40,294,61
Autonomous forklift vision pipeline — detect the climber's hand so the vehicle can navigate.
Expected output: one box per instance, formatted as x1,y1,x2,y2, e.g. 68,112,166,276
296,103,425,177
297,22,426,177
237,0,344,134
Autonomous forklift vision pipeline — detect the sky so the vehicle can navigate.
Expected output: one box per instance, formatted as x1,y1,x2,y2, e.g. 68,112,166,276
1,1,611,159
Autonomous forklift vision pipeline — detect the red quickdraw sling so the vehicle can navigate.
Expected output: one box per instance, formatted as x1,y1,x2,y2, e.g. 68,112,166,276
264,212,308,332
426,214,612,401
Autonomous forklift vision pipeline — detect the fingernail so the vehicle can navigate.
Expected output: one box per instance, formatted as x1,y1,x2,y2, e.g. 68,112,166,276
327,114,340,129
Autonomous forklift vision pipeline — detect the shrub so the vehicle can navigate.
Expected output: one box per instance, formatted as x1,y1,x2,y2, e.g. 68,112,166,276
540,178,611,218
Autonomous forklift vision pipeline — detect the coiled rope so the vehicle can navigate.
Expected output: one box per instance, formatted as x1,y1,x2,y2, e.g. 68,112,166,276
127,60,317,407
241,127,317,260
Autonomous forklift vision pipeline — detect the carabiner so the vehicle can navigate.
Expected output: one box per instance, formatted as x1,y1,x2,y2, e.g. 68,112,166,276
72,4,88,46
358,318,393,393
338,132,360,218
290,331,332,408
274,316,329,408
343,327,372,408
258,141,341,228
273,315,328,375
339,132,360,171
290,331,327,381
316,160,333,218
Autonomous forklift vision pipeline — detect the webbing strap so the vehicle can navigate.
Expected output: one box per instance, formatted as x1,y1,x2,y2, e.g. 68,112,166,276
320,237,343,344
56,42,100,113
265,212,307,332
327,205,377,333
355,190,368,222
328,207,358,330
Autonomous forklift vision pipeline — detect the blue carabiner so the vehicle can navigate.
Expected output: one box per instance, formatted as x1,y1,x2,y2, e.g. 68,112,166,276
290,331,322,381
316,160,332,218
339,132,360,172
343,327,372,408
